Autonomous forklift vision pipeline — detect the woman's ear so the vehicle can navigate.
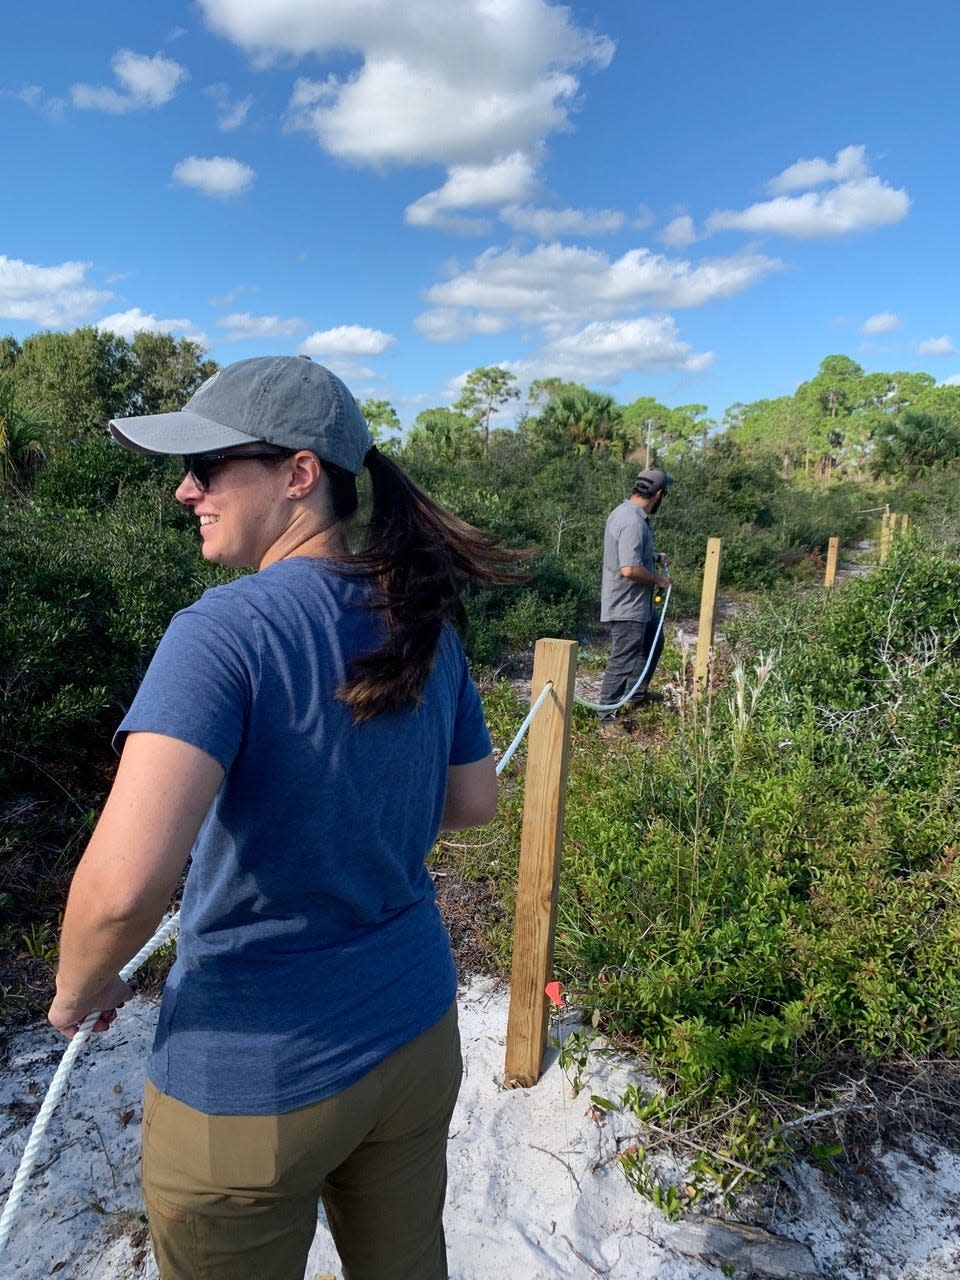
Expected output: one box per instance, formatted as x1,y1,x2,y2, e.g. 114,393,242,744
287,450,324,499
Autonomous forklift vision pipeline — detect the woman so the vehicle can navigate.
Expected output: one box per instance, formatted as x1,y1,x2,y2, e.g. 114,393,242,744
47,356,514,1280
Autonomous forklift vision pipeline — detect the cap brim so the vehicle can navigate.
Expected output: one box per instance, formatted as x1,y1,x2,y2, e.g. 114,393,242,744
108,409,264,456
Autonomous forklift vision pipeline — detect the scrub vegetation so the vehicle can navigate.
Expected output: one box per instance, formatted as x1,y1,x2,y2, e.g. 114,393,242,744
2,326,960,1208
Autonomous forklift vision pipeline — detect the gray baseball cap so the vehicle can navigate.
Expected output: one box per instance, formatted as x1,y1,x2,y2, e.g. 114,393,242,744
109,355,373,474
633,466,674,496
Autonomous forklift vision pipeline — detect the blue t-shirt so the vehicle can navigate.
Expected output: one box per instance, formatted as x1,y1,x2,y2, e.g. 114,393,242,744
116,557,491,1115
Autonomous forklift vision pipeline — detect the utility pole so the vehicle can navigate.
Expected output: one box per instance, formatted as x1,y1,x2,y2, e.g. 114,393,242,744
644,418,654,468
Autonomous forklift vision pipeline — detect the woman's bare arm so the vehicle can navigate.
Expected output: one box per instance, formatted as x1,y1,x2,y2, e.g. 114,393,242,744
440,754,498,831
48,732,224,1036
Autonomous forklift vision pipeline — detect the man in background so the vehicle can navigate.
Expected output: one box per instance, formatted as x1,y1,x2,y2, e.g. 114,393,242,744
597,467,673,734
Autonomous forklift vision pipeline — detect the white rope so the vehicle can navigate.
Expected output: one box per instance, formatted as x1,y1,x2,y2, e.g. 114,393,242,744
0,681,562,1254
495,680,553,776
0,914,180,1254
574,583,672,713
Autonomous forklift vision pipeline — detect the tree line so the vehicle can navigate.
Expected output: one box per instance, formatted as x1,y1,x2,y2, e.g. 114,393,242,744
4,327,959,487
386,354,960,481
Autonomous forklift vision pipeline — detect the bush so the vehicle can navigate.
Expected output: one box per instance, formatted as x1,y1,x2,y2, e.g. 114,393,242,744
402,437,876,652
451,541,960,1102
0,495,202,929
30,434,183,512
730,536,960,791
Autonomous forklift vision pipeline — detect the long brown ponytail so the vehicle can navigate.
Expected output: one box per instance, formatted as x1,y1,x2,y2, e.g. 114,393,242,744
325,447,522,722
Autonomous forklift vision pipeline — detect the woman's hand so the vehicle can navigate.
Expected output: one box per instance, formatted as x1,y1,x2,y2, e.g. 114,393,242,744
48,975,134,1039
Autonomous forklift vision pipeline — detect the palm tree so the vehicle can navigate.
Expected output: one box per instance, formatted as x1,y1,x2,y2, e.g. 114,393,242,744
871,410,960,478
406,407,482,462
0,378,48,489
538,390,625,456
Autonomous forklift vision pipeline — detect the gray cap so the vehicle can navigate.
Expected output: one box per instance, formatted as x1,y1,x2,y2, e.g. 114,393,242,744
109,355,373,474
633,466,674,497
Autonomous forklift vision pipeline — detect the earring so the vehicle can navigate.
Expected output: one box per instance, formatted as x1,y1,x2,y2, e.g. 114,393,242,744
288,490,299,499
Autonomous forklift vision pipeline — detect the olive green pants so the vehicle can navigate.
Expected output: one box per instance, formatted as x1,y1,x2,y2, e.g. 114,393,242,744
142,1003,461,1280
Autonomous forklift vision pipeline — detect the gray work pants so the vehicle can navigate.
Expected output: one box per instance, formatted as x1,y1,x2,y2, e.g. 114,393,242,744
598,615,663,719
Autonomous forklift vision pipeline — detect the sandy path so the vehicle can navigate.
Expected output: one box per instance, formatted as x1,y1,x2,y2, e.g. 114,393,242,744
2,979,959,1279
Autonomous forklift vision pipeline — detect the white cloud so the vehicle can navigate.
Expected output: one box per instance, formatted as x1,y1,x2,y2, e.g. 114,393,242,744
284,64,584,169
528,315,715,382
3,85,67,121
205,83,253,131
942,375,960,386
416,242,774,384
300,325,396,357
72,50,187,113
206,1,615,236
209,284,259,306
96,307,205,343
219,312,301,340
917,335,956,357
172,156,256,198
414,308,510,343
633,205,655,230
767,144,871,195
707,176,909,239
203,0,611,190
0,254,110,326
660,215,697,248
298,324,397,380
500,205,624,237
418,242,782,337
707,147,910,239
862,311,900,335
405,154,536,234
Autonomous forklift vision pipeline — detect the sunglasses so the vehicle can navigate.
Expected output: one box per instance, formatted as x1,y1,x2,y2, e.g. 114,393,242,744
182,449,288,492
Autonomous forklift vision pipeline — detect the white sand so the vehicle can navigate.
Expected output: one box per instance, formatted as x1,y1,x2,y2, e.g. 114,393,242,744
2,979,959,1279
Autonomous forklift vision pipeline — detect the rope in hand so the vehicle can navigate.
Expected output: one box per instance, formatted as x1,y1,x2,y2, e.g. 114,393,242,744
573,582,672,713
0,914,181,1254
0,689,559,1254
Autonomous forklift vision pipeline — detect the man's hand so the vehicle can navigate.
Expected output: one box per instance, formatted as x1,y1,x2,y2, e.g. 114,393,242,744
48,974,134,1039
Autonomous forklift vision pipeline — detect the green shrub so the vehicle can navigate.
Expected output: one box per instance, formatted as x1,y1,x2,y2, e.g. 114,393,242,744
731,537,960,792
0,496,202,929
459,542,960,1104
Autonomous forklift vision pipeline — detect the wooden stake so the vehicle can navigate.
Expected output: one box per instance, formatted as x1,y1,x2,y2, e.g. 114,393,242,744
879,507,891,563
693,538,722,699
824,536,839,590
504,638,578,1088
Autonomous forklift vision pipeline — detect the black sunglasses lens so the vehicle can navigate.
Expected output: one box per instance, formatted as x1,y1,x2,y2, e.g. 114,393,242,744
184,455,213,490
182,449,283,491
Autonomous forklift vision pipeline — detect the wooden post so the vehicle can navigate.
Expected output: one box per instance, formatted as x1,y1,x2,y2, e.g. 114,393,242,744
879,507,891,563
693,538,722,700
824,536,839,590
504,638,578,1088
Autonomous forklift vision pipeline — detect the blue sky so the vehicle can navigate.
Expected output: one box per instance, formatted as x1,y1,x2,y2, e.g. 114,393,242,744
4,0,958,428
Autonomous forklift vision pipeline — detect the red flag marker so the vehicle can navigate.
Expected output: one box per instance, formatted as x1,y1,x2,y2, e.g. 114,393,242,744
544,980,565,1007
